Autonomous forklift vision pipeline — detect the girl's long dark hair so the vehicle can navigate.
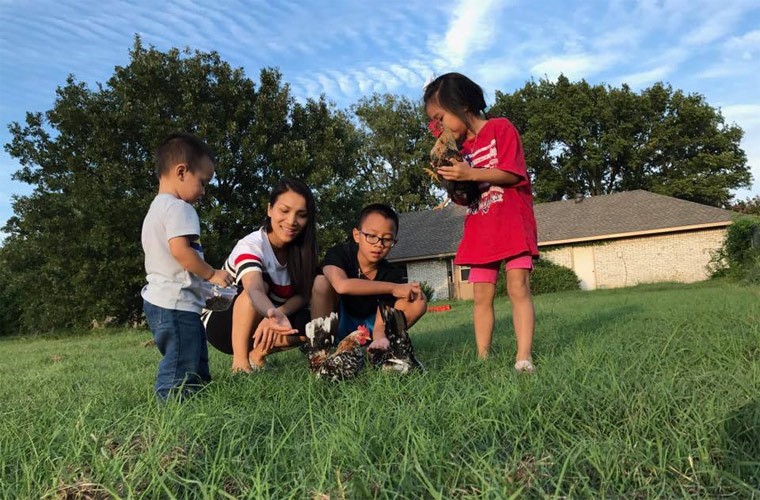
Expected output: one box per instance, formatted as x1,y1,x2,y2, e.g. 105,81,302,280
265,178,317,301
423,72,489,130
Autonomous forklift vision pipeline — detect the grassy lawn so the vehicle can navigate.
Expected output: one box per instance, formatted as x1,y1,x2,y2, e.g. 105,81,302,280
1,281,759,498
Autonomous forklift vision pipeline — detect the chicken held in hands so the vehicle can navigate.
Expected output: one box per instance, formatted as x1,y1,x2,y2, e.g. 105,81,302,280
426,123,480,208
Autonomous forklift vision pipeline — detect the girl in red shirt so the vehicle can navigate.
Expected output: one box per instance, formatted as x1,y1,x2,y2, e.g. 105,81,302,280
424,72,538,373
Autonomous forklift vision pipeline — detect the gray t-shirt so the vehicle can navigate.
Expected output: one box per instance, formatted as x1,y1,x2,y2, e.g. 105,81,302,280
141,193,204,313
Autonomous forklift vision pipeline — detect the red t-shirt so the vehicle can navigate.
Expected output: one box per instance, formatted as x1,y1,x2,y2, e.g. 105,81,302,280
454,118,538,265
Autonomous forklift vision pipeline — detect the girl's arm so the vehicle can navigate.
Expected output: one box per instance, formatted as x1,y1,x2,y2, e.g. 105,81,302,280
436,160,522,186
323,265,421,301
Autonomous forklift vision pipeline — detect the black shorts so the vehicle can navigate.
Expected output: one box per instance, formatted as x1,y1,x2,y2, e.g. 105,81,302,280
203,293,310,355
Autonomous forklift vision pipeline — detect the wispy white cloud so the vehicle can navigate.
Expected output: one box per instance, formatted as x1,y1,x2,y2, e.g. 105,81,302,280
725,29,760,60
530,52,617,81
695,28,760,79
721,104,760,127
616,65,674,88
682,5,744,45
720,104,760,197
1,0,759,211
387,64,423,88
429,0,507,68
474,56,524,94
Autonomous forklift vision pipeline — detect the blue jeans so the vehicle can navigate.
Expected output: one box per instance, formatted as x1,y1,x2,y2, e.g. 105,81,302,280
144,300,211,401
335,301,377,343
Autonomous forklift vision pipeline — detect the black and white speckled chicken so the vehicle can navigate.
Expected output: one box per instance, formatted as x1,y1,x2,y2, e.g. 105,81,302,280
317,326,371,382
304,312,338,373
306,314,371,382
425,123,480,208
368,306,424,374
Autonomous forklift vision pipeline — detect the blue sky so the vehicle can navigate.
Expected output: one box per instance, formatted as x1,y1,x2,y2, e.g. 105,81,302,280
1,0,759,228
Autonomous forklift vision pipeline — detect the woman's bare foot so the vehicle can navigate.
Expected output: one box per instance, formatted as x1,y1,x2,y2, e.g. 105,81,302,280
231,357,252,373
249,352,267,370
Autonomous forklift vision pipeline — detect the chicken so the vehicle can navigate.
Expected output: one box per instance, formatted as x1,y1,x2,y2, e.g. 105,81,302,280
304,312,338,373
368,306,424,374
305,314,371,382
425,122,481,208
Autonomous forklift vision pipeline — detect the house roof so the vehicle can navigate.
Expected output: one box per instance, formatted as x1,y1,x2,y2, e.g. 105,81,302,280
388,190,735,262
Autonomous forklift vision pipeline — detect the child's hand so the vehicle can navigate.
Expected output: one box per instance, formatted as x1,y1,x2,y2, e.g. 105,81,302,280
208,269,234,287
392,282,422,301
368,337,389,351
437,159,472,182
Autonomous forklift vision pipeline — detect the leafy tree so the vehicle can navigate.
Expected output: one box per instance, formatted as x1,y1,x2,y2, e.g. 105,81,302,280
636,83,750,206
492,76,751,206
2,37,363,333
352,94,440,211
287,97,366,249
728,195,760,216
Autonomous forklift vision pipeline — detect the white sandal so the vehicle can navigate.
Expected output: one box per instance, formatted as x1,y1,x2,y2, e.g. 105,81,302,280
514,359,535,373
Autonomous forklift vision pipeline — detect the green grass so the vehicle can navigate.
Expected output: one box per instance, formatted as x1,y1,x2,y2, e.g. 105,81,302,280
1,281,759,498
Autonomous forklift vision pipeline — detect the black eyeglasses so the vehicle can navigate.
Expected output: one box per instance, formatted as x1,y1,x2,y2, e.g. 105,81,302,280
358,230,397,248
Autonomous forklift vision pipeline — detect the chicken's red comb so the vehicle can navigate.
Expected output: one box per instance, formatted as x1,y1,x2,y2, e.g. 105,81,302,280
428,119,442,138
357,324,370,336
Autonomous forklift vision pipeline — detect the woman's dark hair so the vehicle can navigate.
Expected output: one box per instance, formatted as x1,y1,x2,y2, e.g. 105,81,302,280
423,72,488,130
265,178,317,300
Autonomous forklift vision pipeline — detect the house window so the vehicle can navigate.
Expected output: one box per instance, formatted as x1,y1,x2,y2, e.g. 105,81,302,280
459,266,470,281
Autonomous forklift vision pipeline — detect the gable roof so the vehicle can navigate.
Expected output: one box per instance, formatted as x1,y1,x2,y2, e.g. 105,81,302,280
389,190,735,262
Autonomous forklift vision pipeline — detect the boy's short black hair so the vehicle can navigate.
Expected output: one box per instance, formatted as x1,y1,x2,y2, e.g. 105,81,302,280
358,203,399,234
154,132,215,179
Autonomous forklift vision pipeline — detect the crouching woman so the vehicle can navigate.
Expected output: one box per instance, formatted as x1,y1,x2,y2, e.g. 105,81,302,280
205,178,317,372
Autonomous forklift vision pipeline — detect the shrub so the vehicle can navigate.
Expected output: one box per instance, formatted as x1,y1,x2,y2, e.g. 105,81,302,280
419,281,435,302
709,216,760,282
496,258,580,296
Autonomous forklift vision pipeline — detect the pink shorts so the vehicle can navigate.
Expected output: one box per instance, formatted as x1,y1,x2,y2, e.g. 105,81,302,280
468,255,534,284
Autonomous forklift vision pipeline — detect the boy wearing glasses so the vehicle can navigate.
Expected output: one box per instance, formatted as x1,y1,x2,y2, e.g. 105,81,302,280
312,203,427,349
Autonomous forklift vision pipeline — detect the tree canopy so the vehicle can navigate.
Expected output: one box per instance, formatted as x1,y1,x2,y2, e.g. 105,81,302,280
1,38,366,333
491,75,751,205
1,41,753,335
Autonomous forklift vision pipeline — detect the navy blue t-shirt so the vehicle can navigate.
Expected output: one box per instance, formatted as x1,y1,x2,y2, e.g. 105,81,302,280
322,241,405,318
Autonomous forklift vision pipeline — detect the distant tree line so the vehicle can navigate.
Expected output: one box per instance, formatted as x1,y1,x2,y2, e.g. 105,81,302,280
0,37,752,335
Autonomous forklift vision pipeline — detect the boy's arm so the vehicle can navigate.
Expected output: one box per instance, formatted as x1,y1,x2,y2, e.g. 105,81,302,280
323,265,421,301
168,236,231,286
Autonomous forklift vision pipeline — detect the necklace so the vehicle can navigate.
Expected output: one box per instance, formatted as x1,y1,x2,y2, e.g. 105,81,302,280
357,263,377,279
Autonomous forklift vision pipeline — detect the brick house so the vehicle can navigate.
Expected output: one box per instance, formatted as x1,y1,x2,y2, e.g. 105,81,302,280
388,190,735,300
